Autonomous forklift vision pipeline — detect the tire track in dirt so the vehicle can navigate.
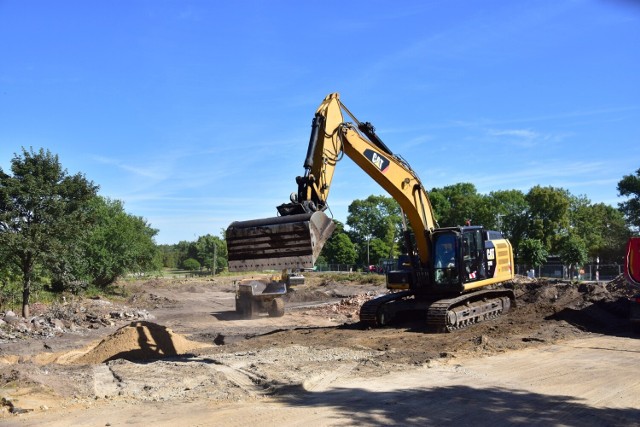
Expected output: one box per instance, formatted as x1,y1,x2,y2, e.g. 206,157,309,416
302,362,358,392
210,362,270,395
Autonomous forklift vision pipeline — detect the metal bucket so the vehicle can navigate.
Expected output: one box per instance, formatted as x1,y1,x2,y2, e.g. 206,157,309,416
226,211,335,272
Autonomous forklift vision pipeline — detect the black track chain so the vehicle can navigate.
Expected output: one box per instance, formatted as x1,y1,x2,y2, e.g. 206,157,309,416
359,291,412,327
427,289,515,332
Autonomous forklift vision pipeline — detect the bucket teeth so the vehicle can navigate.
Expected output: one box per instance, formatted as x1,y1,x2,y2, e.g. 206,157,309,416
226,211,335,272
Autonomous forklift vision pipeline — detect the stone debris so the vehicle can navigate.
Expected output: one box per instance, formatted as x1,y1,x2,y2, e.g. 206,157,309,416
306,292,380,319
0,298,154,343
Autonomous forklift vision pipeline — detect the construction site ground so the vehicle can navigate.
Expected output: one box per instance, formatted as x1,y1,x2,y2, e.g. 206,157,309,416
1,273,639,426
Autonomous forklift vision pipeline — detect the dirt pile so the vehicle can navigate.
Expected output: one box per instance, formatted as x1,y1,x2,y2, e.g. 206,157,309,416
72,321,211,365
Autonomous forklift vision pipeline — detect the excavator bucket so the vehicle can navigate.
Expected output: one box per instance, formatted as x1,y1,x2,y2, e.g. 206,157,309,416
226,211,336,272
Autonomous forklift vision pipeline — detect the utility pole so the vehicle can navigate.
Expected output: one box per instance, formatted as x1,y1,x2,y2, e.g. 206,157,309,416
212,244,217,276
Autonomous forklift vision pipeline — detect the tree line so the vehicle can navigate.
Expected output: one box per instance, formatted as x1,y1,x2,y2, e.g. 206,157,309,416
157,234,227,273
320,172,640,273
2,147,639,317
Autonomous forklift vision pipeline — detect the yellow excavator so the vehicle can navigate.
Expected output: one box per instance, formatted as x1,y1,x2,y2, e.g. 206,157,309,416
226,93,515,331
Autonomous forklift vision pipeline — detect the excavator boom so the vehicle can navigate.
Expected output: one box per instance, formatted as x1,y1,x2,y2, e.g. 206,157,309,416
226,93,436,273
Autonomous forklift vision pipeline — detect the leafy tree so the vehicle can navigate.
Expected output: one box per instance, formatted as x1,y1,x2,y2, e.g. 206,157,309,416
569,197,629,263
617,168,640,231
0,148,98,317
346,195,401,264
486,190,529,247
77,196,160,288
322,221,357,265
324,232,357,265
194,234,227,273
525,186,570,252
182,258,201,271
427,190,450,227
367,237,392,266
157,244,179,268
429,183,482,227
557,234,588,279
518,238,548,272
175,240,198,268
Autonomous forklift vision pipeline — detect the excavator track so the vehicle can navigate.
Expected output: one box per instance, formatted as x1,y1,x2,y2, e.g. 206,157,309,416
360,289,515,332
426,289,515,332
359,291,412,327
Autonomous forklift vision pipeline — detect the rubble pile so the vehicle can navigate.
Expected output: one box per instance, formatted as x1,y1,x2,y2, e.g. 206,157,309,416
0,298,153,343
307,292,380,319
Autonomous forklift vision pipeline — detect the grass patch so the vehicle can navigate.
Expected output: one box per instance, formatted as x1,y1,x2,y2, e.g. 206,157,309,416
315,271,386,285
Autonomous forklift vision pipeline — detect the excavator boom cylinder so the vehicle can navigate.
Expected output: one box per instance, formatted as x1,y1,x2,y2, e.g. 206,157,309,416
226,211,335,272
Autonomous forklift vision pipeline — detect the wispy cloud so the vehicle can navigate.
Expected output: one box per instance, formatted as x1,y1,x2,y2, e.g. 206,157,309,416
488,129,539,139
92,155,168,180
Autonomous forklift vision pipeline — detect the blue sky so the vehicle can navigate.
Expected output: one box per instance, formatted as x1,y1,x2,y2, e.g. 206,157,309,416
1,1,639,244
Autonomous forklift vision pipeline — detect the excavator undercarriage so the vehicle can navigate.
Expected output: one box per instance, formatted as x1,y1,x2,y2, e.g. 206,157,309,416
359,288,515,332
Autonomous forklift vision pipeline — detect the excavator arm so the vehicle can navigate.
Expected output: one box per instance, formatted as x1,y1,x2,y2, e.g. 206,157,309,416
226,93,437,271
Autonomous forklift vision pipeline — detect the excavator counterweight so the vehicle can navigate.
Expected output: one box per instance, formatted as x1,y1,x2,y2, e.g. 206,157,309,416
226,211,335,272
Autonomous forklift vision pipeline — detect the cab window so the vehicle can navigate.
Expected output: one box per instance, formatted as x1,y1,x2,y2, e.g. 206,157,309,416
462,230,485,282
434,234,459,286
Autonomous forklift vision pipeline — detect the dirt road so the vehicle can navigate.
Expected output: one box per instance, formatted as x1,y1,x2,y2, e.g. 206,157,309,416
1,275,639,426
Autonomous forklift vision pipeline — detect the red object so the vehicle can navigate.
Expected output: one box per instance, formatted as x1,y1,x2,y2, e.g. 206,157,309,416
625,237,640,286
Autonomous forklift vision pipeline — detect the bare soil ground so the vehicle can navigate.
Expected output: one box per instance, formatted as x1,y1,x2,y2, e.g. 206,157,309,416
1,273,639,426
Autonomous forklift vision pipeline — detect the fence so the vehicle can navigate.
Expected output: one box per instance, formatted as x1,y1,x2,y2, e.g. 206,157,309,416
316,262,623,281
314,264,360,272
516,263,622,281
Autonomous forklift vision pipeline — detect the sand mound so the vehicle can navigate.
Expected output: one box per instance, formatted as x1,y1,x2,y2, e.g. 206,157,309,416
72,321,211,365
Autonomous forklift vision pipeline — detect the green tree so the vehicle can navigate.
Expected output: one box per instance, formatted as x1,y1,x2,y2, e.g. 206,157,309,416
182,258,201,271
346,195,401,264
322,221,357,265
77,196,160,288
175,240,198,268
486,190,529,247
617,168,640,230
367,237,392,266
557,234,588,280
429,183,482,227
570,197,629,263
158,244,179,269
518,238,549,272
525,186,570,252
0,148,98,317
194,234,227,273
427,190,449,227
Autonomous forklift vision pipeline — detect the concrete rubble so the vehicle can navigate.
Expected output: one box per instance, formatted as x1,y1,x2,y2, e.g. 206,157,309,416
0,298,153,343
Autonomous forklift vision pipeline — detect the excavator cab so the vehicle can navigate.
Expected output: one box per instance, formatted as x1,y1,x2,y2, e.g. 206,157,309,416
433,227,487,289
388,226,512,294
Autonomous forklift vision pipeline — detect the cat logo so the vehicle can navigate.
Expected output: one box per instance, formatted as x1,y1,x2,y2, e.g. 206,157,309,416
364,149,390,173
